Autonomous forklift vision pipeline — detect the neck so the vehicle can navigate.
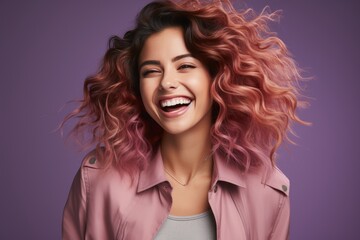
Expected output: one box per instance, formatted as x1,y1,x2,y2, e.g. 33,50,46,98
161,116,213,182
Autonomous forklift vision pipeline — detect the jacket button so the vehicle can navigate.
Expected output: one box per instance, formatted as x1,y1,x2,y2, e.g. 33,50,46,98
282,185,288,192
89,157,96,164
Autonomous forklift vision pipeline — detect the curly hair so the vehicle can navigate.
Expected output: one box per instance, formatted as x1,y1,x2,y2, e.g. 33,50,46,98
64,0,308,177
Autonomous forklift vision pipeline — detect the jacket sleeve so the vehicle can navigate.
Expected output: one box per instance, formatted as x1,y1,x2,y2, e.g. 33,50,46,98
270,193,290,240
265,167,290,240
62,167,87,240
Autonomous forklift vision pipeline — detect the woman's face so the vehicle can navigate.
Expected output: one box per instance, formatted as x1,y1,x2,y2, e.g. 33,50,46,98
139,27,212,135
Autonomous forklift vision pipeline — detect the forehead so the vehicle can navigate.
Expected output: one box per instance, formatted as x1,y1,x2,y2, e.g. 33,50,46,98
139,27,189,62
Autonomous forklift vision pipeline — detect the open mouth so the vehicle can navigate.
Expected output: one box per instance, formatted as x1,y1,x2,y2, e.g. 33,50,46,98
159,97,192,112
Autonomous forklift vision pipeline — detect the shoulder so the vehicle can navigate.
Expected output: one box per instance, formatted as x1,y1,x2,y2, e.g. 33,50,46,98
243,165,290,197
64,151,141,238
263,166,290,196
80,149,103,169
238,166,290,234
78,150,138,201
238,165,290,223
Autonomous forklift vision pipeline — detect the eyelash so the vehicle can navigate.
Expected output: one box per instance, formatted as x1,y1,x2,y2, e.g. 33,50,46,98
141,69,159,77
178,64,195,70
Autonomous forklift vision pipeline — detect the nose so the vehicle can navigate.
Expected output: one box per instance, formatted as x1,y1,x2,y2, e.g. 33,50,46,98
159,70,179,90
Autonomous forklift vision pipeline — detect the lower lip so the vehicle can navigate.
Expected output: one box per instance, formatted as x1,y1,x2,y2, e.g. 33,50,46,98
160,103,191,118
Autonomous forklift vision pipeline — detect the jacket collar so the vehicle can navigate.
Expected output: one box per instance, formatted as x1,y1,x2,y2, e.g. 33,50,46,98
137,149,168,193
212,152,247,188
137,148,247,193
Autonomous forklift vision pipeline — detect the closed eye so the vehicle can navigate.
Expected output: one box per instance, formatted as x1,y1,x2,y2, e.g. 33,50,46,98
178,64,195,70
141,69,161,77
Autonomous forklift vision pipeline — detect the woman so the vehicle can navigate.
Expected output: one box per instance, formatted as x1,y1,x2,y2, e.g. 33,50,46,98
62,0,307,239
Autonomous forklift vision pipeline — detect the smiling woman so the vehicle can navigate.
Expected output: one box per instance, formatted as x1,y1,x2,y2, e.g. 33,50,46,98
62,0,308,239
139,27,213,136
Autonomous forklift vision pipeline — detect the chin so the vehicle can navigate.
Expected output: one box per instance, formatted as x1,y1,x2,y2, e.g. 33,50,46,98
161,126,188,135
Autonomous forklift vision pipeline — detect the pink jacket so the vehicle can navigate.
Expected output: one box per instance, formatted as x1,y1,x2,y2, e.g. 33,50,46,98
62,149,290,240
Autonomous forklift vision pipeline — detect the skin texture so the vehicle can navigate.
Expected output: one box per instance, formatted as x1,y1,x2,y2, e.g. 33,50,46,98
139,27,214,215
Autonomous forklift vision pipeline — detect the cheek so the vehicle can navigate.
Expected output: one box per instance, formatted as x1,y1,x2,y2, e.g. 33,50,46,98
139,80,155,112
139,81,149,106
190,74,212,101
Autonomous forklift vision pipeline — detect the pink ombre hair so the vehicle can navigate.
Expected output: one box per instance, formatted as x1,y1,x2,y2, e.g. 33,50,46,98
64,0,308,177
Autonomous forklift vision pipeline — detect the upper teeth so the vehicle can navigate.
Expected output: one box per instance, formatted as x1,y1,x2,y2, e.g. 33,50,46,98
160,97,191,107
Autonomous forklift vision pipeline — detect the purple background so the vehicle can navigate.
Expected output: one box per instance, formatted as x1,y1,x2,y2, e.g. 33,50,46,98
1,0,359,239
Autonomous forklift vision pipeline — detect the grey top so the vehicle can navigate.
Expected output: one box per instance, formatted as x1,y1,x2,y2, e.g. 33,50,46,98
154,211,216,240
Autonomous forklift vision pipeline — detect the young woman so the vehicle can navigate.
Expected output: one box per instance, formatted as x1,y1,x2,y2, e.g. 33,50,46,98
62,0,307,239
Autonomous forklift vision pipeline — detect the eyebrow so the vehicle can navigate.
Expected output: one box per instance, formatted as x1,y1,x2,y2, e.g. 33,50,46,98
139,53,193,70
